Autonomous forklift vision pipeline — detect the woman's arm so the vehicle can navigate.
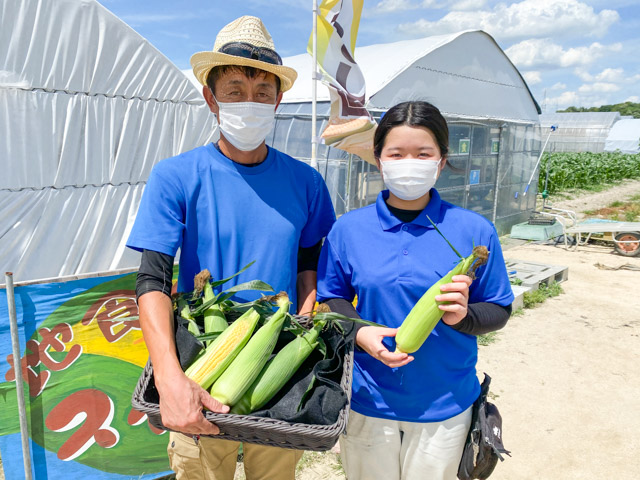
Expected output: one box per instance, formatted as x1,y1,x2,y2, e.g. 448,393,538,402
322,298,413,368
449,302,512,335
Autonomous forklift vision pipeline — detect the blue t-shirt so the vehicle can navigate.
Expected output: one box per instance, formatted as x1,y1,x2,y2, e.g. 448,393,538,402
127,144,336,307
317,189,514,422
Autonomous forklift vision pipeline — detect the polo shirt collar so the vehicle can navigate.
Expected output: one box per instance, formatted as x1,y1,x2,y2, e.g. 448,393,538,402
376,189,444,231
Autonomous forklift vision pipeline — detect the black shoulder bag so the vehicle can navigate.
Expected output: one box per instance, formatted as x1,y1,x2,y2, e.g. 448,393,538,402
458,373,511,480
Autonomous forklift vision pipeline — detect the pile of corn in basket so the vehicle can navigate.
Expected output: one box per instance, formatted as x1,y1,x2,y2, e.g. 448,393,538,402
131,262,355,451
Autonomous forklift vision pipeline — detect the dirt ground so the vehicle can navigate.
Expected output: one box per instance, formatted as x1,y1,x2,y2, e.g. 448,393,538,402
2,180,639,480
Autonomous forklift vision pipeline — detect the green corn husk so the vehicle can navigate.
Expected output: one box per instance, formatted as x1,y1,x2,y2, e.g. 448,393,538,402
394,245,489,354
209,293,291,407
230,320,325,415
194,269,229,346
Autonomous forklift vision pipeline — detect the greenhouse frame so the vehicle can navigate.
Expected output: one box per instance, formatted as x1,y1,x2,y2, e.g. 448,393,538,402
275,31,542,235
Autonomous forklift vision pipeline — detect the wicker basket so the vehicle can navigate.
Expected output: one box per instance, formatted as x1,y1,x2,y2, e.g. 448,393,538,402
131,324,353,451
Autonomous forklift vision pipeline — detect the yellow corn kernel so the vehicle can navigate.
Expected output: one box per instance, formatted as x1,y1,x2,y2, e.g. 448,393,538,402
184,308,260,389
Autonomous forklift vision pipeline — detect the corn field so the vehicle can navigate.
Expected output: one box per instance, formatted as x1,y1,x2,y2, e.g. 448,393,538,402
539,152,640,194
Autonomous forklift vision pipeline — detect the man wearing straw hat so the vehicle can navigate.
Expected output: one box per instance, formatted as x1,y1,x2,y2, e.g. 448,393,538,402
127,15,336,480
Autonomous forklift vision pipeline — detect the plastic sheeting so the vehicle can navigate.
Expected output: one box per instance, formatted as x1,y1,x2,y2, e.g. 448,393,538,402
1,0,218,283
539,112,621,153
605,119,640,154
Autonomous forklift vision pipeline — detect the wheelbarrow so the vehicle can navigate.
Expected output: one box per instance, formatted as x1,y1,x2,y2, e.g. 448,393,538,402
564,220,640,257
531,205,640,257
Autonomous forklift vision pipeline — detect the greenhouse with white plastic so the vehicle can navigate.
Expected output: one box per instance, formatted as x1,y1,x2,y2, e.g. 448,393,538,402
538,111,621,153
275,30,542,235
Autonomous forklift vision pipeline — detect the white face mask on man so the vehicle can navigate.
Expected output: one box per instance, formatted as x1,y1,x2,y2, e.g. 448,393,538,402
214,94,276,151
381,158,442,201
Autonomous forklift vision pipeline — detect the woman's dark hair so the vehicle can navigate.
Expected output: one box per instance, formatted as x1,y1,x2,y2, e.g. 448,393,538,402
373,101,449,160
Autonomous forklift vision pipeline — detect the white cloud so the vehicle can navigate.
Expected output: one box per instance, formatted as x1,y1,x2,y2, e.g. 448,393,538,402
545,90,609,109
551,82,567,90
522,71,542,85
450,0,488,11
574,68,640,91
546,91,581,108
626,96,640,102
372,0,420,13
159,30,190,40
505,39,622,69
398,0,619,41
578,82,621,93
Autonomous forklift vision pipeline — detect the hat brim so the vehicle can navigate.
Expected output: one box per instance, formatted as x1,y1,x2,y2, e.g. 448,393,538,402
190,51,297,92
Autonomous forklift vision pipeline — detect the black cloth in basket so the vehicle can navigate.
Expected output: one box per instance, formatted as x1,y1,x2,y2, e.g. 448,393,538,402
131,314,354,451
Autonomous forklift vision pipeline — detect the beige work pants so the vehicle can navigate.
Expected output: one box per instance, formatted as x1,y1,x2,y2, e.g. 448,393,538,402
339,408,472,480
168,431,303,480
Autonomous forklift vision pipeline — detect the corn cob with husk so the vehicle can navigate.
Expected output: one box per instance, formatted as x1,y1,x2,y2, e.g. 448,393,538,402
209,292,291,406
230,318,325,415
184,307,261,389
394,245,489,354
194,269,228,345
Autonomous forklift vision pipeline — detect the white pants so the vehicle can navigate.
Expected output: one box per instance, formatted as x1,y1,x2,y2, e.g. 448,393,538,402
339,407,472,480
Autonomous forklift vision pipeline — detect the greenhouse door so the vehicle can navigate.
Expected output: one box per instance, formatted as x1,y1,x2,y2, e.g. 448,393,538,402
465,124,501,220
422,122,502,222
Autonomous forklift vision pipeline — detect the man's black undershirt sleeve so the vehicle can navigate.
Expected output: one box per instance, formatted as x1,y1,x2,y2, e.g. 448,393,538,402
297,240,323,273
136,239,322,300
135,249,175,300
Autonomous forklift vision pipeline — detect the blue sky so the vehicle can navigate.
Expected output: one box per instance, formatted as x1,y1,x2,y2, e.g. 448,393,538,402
102,0,640,112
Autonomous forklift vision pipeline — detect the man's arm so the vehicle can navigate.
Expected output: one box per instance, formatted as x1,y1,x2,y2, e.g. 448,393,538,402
297,270,317,315
296,240,323,315
136,250,228,434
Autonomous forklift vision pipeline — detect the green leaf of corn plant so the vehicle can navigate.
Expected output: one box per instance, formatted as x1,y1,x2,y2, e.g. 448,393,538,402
190,280,274,317
209,261,256,289
426,215,463,259
312,311,384,328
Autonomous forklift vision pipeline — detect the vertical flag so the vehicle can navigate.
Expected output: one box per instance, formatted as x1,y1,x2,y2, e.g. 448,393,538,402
309,0,377,164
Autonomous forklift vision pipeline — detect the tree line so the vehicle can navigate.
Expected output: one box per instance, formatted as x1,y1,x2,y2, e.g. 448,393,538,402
558,101,640,118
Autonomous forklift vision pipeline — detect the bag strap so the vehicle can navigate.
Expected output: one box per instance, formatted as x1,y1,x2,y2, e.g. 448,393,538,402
478,372,491,403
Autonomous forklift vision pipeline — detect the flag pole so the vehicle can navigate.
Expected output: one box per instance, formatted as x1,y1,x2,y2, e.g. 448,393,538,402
311,0,318,169
6,272,34,480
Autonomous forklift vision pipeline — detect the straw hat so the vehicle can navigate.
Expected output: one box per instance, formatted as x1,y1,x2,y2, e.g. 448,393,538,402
190,16,297,92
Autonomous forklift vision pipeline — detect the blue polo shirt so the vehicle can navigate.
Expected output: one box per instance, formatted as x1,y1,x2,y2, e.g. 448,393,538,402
317,189,513,422
127,144,336,307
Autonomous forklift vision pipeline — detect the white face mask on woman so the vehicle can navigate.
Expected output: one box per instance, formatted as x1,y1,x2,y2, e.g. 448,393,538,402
215,96,276,151
381,158,442,201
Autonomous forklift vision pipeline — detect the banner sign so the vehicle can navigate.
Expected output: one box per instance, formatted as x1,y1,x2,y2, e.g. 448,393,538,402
0,272,172,479
309,0,377,164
